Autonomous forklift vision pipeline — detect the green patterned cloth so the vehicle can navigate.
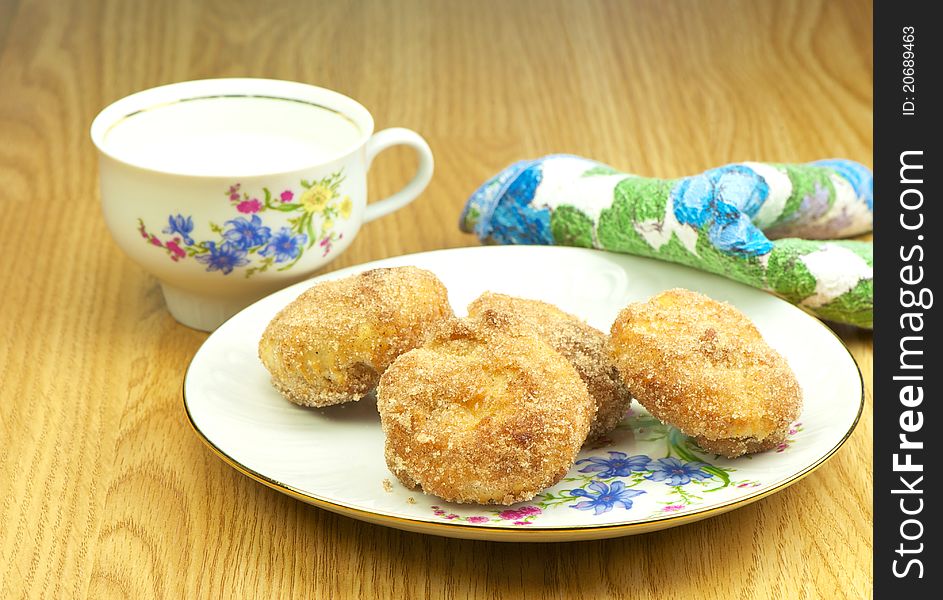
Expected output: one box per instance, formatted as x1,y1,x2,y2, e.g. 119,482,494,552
460,155,873,328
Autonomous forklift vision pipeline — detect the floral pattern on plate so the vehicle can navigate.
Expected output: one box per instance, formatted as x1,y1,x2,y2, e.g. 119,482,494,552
427,406,802,525
431,505,544,526
137,171,351,277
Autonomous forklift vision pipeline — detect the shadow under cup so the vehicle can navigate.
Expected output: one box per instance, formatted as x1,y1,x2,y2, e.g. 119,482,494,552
91,78,433,331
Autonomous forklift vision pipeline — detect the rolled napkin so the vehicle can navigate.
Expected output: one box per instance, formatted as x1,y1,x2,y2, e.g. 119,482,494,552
459,155,873,328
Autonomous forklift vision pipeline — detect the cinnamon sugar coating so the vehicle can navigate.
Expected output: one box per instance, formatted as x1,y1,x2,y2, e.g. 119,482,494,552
377,311,595,505
467,292,632,441
258,267,452,407
608,289,802,458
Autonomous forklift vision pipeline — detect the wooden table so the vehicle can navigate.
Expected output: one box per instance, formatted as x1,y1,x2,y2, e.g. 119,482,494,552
0,0,873,597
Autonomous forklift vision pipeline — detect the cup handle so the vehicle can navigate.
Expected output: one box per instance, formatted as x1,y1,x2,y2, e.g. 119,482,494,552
363,128,434,223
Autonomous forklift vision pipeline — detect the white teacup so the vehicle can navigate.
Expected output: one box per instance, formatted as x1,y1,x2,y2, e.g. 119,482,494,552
91,78,433,331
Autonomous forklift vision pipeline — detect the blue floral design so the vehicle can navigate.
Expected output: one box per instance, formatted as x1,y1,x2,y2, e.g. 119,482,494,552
671,165,774,257
576,452,650,479
569,481,645,514
708,165,769,217
259,227,308,263
708,201,773,256
486,162,553,245
162,214,195,245
223,215,271,250
194,241,249,275
645,457,714,486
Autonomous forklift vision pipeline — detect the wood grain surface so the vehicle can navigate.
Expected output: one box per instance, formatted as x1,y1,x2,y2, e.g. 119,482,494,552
0,0,873,597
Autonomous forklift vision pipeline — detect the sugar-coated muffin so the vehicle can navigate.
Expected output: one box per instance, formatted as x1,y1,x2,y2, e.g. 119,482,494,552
259,266,452,407
467,292,632,441
377,310,595,504
608,288,802,458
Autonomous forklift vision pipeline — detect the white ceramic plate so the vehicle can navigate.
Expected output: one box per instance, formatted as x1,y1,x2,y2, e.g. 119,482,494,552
183,246,863,542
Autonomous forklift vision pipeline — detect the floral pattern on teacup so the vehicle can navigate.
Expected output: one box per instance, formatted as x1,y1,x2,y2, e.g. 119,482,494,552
137,170,351,277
